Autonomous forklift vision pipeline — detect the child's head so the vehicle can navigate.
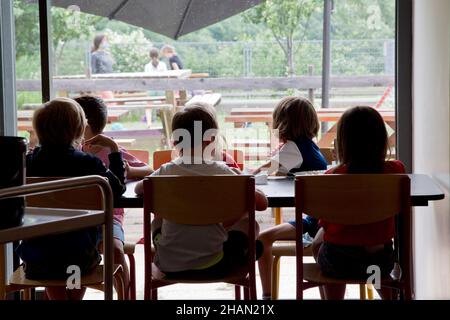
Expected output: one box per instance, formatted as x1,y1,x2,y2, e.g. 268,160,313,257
33,97,86,147
150,48,160,60
171,103,218,153
149,48,160,67
336,106,388,173
272,96,319,142
74,95,108,140
161,44,175,58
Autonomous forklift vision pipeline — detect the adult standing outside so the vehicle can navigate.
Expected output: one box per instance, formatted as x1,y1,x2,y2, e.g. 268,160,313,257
91,34,114,99
161,44,184,70
91,34,114,74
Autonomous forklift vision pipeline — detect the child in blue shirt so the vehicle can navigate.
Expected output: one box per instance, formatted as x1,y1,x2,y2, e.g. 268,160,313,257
254,96,327,299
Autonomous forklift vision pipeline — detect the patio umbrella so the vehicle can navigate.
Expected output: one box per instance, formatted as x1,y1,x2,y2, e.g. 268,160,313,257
51,0,263,39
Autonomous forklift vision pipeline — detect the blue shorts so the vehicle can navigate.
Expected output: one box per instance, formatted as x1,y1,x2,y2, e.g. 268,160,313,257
288,216,319,237
97,220,125,244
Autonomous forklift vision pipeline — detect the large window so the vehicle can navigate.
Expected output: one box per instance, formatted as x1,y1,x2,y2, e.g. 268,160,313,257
14,0,398,165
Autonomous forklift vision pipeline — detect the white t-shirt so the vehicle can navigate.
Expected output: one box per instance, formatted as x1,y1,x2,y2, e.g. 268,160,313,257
144,61,168,73
270,140,303,174
151,158,236,272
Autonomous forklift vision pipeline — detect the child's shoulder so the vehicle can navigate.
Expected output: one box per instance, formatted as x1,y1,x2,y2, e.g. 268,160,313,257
384,160,406,173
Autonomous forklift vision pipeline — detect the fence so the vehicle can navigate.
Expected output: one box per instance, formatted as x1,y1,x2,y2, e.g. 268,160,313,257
52,39,395,78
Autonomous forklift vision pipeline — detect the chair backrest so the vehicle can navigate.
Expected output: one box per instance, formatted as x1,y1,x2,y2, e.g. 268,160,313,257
152,149,244,171
26,177,103,210
144,175,255,225
296,174,410,225
294,174,412,299
127,149,150,164
152,150,174,170
319,147,335,165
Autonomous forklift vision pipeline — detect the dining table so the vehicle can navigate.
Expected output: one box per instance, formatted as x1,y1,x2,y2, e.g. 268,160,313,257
117,173,445,209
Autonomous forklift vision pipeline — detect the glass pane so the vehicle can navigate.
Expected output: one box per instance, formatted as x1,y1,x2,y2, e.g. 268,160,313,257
329,0,396,157
14,0,42,146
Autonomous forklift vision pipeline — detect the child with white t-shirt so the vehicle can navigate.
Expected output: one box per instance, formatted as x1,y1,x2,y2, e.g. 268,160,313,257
135,105,267,278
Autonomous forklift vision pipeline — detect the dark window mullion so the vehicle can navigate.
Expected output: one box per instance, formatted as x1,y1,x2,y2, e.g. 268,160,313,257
38,0,53,102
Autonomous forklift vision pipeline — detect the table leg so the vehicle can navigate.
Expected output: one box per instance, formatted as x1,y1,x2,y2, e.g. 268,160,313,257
103,222,113,300
179,90,188,106
273,208,283,225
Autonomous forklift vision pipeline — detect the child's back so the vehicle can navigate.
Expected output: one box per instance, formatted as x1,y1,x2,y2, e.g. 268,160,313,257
17,98,126,281
151,159,237,273
314,107,404,299
135,105,267,277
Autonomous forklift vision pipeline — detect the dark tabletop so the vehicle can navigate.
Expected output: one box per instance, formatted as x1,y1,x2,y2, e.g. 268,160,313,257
117,174,445,209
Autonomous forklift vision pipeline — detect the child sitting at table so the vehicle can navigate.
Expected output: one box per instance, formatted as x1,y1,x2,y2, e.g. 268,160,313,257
312,106,405,299
254,96,328,299
75,95,153,296
16,97,126,300
134,105,268,278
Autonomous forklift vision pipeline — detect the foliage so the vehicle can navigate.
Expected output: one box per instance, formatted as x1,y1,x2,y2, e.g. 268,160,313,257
244,0,322,76
107,29,153,73
13,0,396,79
14,0,102,74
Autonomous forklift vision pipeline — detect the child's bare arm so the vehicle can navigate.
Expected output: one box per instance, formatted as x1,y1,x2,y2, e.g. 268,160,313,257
134,180,144,195
255,189,268,211
126,164,153,180
253,160,281,175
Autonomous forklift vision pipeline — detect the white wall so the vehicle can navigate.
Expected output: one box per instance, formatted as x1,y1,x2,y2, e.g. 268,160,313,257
413,0,450,299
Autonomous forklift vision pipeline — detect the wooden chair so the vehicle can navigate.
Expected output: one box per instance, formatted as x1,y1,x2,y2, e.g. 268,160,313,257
153,150,174,170
294,174,412,300
143,175,257,300
153,149,244,171
120,149,150,299
7,177,126,300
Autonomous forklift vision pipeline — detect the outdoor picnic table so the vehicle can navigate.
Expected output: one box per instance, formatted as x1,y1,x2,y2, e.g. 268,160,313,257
225,107,396,149
18,109,129,123
117,173,444,209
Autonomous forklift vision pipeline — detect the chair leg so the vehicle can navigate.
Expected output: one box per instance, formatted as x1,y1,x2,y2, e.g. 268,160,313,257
234,285,241,300
249,282,257,300
127,253,136,300
243,287,249,300
367,284,374,300
151,289,158,300
22,288,32,300
319,286,325,299
271,256,281,300
359,284,367,300
114,270,126,300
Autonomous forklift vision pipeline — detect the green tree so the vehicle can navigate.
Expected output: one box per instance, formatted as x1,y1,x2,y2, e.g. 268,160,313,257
14,0,102,71
244,0,322,76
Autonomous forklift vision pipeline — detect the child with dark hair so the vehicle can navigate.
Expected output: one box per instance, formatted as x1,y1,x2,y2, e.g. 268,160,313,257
145,47,168,73
75,95,152,296
312,106,405,299
134,105,267,278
